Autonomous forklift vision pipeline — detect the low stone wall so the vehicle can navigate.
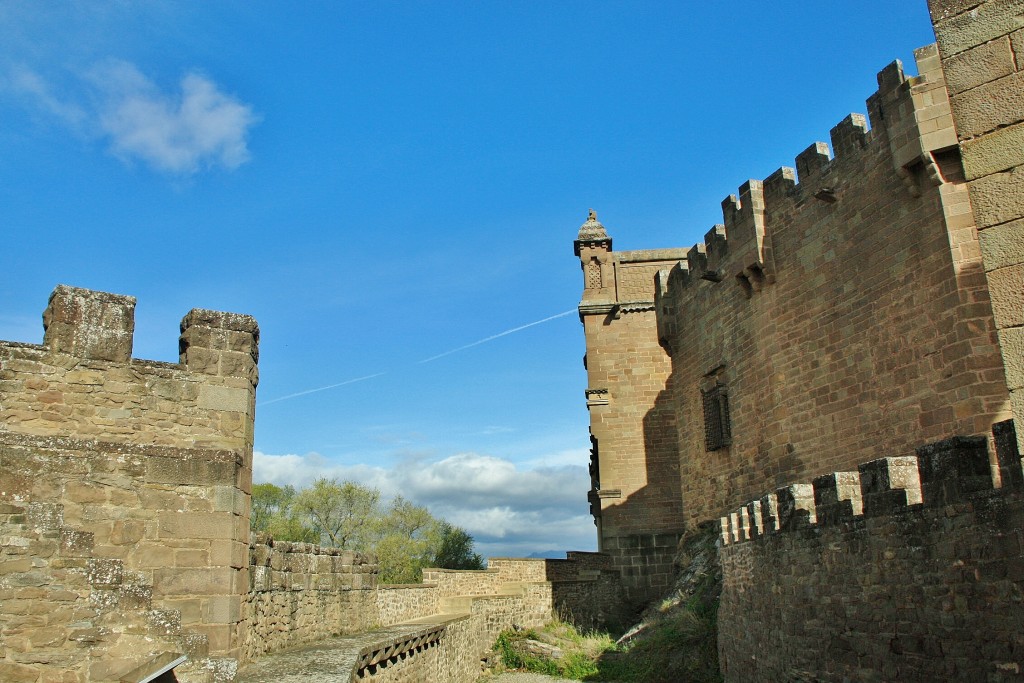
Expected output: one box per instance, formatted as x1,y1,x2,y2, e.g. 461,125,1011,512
376,584,440,626
243,540,378,660
718,432,1024,682
239,543,617,682
421,568,501,597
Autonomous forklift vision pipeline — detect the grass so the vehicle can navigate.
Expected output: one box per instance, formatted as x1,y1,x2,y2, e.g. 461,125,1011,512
487,525,722,682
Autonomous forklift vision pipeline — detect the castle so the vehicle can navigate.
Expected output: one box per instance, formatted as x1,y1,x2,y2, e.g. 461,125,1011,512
2,1,1023,681
574,0,1024,678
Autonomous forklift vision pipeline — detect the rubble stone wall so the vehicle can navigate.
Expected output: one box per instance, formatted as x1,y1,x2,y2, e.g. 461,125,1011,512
243,540,379,661
717,432,1024,682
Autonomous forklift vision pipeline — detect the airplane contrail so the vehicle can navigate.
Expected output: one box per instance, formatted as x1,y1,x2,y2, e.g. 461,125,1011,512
259,308,576,405
418,309,576,364
258,372,388,406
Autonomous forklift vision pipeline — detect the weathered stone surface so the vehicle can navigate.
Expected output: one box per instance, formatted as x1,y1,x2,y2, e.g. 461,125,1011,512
961,120,1024,178
931,0,1024,57
941,34,1015,94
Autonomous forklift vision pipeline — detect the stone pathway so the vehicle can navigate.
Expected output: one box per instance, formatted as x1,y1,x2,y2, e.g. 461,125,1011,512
235,623,437,683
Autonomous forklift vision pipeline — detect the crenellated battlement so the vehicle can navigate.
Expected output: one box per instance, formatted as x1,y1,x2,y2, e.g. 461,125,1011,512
0,285,260,451
720,427,1020,547
655,44,958,312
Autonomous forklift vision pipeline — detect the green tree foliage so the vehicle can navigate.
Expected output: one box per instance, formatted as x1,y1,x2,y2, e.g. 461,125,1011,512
250,483,317,543
295,478,380,549
432,522,485,570
250,478,485,583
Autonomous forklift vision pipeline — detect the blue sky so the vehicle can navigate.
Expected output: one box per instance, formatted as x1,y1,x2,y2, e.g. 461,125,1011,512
0,1,937,557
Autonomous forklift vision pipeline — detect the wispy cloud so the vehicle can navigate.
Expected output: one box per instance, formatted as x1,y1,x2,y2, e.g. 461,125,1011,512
6,60,258,175
253,448,595,557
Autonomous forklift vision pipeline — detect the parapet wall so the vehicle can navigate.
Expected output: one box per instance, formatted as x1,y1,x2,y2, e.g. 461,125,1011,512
243,539,380,661
718,426,1024,681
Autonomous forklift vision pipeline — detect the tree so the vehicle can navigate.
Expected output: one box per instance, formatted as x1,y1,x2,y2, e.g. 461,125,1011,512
250,482,317,542
251,478,486,582
432,522,485,570
375,496,440,583
294,478,380,550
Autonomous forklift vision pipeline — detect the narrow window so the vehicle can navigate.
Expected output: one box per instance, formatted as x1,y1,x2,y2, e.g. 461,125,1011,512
702,383,731,451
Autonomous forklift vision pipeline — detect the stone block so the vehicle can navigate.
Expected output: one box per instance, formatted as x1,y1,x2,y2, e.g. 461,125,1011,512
993,419,1023,488
979,218,1024,271
42,285,135,362
986,263,1024,329
211,540,248,569
932,0,1024,58
157,511,235,541
198,384,250,413
1000,327,1024,390
146,454,238,486
968,165,1024,229
941,35,1015,94
109,520,145,545
210,485,246,515
962,121,1024,179
206,595,241,623
192,622,234,654
916,435,992,504
928,0,988,22
951,72,1024,139
153,567,239,597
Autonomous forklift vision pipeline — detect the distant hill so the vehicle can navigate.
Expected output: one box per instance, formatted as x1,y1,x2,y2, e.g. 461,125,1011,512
526,550,566,560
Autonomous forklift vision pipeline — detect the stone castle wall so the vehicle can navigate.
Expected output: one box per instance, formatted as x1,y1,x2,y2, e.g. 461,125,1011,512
574,42,1012,604
654,44,1009,527
0,285,259,682
717,428,1024,682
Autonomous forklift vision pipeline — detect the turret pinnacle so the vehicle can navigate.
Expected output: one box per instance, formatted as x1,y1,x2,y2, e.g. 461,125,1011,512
577,209,608,242
573,209,612,256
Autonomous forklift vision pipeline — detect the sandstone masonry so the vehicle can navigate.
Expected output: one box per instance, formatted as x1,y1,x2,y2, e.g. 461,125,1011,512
574,43,1012,611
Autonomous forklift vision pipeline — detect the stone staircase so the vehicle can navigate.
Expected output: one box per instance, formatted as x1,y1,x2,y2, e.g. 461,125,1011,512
0,501,217,682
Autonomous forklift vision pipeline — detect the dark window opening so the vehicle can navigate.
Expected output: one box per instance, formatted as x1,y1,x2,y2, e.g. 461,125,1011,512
702,383,731,451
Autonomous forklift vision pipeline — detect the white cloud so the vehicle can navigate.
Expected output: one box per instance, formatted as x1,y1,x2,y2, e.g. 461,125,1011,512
6,60,258,175
252,449,597,558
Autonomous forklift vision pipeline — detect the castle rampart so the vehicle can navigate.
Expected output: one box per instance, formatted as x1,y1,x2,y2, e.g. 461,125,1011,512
717,426,1024,681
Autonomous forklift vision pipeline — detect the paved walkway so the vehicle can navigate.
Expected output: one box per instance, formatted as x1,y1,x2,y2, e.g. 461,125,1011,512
236,623,440,683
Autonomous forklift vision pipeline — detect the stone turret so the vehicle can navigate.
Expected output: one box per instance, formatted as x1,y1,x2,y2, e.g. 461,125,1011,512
574,210,615,305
